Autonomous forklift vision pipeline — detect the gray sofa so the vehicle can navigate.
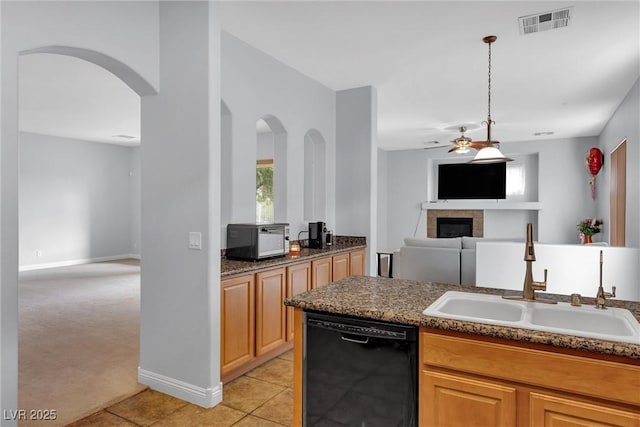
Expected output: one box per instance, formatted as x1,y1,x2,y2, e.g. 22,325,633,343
393,236,509,285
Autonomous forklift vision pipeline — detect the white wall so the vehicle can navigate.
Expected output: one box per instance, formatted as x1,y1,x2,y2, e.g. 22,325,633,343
336,86,378,275
376,149,389,250
130,146,141,256
19,132,139,269
597,78,640,249
381,137,596,250
476,242,639,301
139,1,221,406
1,1,160,418
221,32,336,242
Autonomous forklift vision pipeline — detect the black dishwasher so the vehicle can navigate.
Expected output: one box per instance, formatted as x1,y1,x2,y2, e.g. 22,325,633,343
304,311,418,426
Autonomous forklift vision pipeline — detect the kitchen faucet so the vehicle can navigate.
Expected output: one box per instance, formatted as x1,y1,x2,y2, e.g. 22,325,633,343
595,250,616,309
504,223,556,304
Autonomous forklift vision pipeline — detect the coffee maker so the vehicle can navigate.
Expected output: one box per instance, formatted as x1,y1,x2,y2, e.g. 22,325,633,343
308,221,326,249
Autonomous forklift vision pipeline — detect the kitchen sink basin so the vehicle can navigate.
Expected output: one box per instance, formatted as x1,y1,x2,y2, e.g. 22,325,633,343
425,292,525,323
423,291,640,344
529,304,640,340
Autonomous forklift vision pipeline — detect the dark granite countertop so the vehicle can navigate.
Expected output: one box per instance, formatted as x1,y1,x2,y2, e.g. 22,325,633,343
284,275,640,360
221,236,366,277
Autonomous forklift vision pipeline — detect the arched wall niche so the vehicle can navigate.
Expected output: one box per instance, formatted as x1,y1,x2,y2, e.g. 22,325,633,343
256,114,287,223
304,129,327,221
221,100,232,230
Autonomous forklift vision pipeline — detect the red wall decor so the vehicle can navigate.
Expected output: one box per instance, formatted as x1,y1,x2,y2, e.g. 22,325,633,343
586,147,604,199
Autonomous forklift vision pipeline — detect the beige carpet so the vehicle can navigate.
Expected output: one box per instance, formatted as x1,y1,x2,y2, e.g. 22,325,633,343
18,259,146,427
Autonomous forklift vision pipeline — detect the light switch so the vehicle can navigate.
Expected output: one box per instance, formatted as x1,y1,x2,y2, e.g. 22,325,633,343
188,232,202,250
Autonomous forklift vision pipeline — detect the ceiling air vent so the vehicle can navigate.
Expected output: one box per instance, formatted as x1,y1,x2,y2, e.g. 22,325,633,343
519,7,572,35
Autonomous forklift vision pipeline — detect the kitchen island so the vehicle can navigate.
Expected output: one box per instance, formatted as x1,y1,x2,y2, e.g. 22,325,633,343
285,276,640,426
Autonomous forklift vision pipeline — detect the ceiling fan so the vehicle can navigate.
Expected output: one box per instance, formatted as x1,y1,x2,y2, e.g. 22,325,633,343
421,124,478,151
447,126,489,154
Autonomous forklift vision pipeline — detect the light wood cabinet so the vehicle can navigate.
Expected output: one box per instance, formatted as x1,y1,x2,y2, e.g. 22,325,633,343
311,257,332,289
286,262,311,341
422,370,516,427
220,273,255,376
221,247,366,382
255,267,287,356
529,392,639,427
420,328,640,427
349,249,365,276
332,252,350,281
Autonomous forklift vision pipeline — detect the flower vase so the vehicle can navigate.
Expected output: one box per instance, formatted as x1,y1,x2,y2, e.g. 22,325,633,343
583,235,592,244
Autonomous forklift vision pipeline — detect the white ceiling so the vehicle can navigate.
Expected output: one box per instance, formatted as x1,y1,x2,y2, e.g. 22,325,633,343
18,1,640,151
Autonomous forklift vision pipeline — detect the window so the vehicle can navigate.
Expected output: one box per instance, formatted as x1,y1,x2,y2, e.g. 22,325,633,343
506,163,526,197
256,159,274,223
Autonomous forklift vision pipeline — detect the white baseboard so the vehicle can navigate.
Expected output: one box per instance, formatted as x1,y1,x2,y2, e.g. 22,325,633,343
19,253,141,272
138,368,222,408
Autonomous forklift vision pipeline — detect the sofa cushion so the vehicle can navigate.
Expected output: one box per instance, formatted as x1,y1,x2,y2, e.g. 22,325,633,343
397,246,461,284
463,236,525,249
403,237,462,250
460,248,476,286
462,236,482,250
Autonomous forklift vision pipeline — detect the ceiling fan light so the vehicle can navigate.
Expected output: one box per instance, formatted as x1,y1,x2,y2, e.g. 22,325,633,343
455,147,470,154
469,146,513,164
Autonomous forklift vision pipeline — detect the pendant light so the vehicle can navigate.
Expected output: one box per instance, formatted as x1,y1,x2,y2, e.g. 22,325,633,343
469,35,513,164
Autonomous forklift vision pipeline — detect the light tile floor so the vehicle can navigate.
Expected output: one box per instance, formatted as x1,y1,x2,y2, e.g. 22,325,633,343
67,351,294,427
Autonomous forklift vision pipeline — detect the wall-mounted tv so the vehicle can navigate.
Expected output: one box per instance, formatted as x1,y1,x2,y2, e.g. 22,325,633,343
438,162,506,200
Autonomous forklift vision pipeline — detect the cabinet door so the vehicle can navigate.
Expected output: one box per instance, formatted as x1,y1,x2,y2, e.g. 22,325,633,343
255,267,287,356
311,257,332,289
332,253,350,281
221,274,255,375
421,370,516,427
286,262,311,341
529,392,640,427
349,249,366,276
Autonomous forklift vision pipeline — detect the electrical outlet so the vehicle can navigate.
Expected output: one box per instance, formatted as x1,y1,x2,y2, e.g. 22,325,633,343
36,250,43,257
188,232,202,250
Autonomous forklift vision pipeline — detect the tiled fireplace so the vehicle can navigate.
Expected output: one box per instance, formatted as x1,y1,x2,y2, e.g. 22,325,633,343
427,210,484,238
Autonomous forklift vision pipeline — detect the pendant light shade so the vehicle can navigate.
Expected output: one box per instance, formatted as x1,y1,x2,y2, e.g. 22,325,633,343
471,146,513,163
467,35,513,164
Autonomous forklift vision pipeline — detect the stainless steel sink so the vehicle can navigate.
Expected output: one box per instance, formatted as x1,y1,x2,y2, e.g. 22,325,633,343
423,291,640,344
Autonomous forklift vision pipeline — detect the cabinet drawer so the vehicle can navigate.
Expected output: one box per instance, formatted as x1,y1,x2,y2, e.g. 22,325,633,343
421,330,640,406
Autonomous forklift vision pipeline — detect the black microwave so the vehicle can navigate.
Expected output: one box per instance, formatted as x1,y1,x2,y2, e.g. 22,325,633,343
226,223,289,261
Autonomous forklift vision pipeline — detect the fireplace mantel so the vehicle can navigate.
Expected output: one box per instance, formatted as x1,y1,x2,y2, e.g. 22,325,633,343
422,201,543,211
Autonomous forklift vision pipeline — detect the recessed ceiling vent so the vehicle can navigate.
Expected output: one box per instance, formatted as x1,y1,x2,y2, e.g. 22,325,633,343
519,7,572,35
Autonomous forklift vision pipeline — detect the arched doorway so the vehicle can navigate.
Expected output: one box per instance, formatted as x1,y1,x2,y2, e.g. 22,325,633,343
17,47,153,426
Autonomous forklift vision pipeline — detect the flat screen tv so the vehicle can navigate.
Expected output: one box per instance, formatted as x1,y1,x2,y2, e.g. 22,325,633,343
438,162,506,200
